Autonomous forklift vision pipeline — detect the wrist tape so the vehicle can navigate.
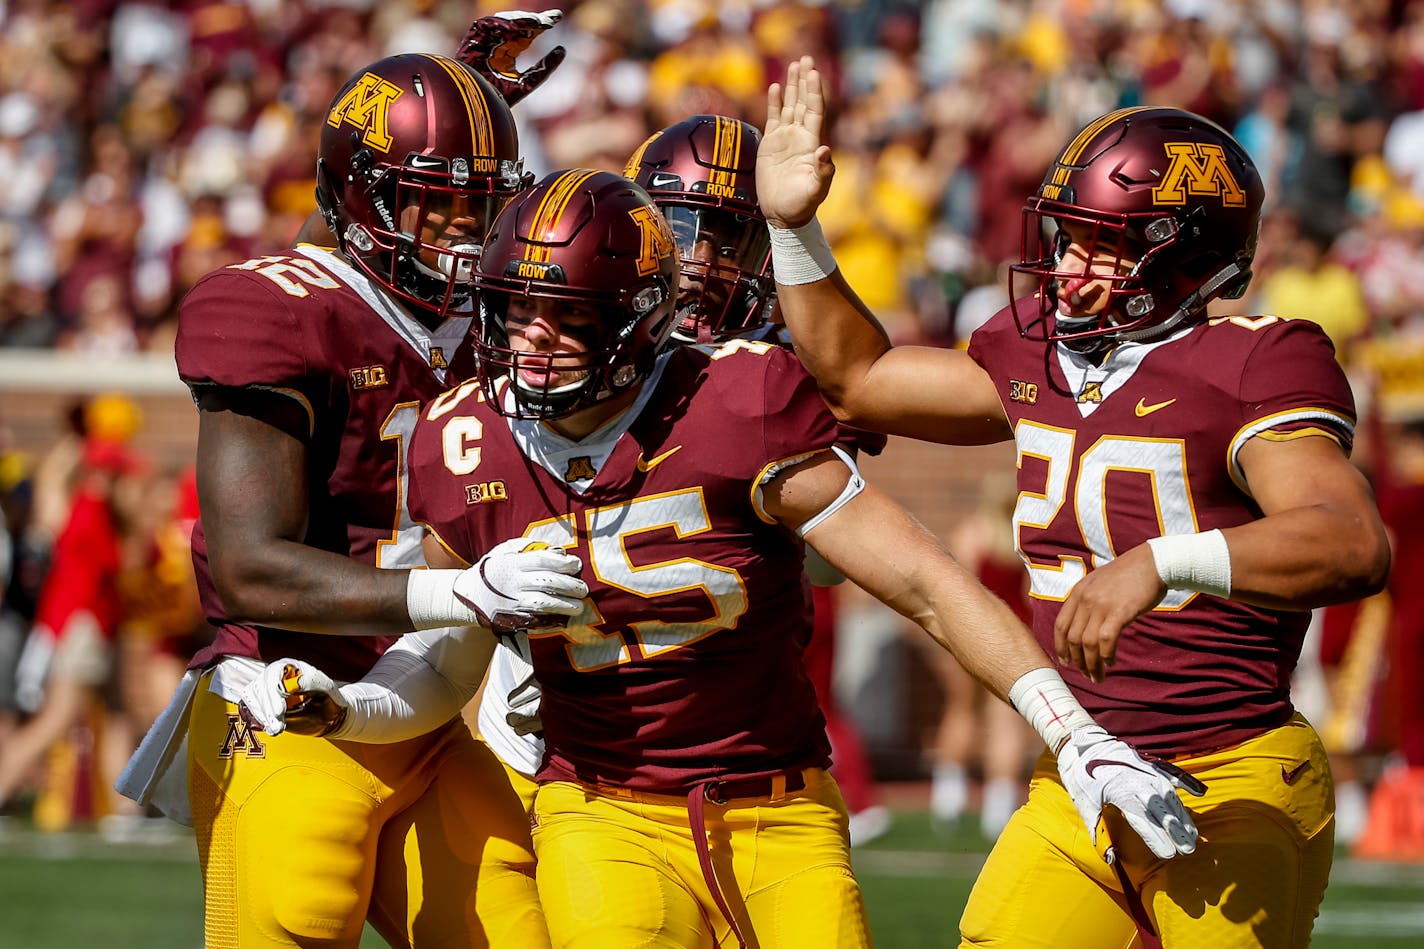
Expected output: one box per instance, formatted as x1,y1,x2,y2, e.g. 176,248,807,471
406,569,478,630
1009,667,1096,753
768,219,838,285
1146,529,1232,598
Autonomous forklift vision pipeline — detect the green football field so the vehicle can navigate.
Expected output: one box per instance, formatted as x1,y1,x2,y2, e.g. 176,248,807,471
2,810,1422,947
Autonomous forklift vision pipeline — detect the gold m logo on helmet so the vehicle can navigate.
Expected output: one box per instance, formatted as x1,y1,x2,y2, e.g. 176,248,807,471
327,72,404,152
1153,143,1246,207
628,205,675,277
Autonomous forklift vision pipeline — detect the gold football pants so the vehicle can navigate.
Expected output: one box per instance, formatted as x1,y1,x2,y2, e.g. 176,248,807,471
960,714,1334,948
187,675,548,948
533,768,871,948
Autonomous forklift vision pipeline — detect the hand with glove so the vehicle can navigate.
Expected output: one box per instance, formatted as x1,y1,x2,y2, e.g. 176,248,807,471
239,659,350,738
457,9,565,106
1056,724,1207,863
407,538,588,632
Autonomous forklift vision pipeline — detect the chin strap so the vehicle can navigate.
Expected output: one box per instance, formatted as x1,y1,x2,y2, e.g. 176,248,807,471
1115,260,1248,344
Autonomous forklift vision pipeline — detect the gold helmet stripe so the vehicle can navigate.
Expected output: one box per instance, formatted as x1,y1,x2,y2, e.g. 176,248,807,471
624,129,662,179
525,169,601,263
421,54,495,156
709,115,741,189
1050,106,1156,188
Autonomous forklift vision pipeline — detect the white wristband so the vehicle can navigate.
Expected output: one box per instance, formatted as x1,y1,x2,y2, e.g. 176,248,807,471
768,219,838,285
1009,667,1096,753
405,569,480,630
1146,529,1232,597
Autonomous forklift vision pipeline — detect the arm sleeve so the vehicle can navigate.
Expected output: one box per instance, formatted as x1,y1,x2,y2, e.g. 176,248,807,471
334,626,486,743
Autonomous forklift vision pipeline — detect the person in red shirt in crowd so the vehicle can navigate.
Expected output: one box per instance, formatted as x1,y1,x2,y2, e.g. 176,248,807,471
0,437,140,814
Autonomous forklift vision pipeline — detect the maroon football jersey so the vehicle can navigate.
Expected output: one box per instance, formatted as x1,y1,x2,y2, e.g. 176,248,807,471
969,307,1356,758
176,246,478,681
406,340,839,790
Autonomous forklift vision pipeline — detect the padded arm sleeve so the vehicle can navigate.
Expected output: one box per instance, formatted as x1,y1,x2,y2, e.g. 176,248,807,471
335,627,485,744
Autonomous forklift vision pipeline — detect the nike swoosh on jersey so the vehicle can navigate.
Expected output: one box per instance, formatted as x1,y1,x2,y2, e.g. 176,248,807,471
1135,397,1177,417
635,445,683,472
1281,761,1309,785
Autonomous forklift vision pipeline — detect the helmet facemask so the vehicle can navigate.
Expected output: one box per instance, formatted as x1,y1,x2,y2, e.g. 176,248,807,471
1011,199,1252,352
660,203,772,343
475,273,674,420
330,150,525,319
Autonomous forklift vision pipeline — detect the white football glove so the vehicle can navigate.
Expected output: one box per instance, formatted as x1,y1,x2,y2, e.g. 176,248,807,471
454,539,587,632
1056,725,1206,862
407,539,588,632
238,658,349,738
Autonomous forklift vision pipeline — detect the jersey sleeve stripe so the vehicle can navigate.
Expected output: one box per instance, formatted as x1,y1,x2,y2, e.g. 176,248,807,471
1228,408,1356,493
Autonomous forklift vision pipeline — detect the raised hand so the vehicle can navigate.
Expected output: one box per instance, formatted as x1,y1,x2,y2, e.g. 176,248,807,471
757,55,836,229
456,9,566,106
1056,725,1206,862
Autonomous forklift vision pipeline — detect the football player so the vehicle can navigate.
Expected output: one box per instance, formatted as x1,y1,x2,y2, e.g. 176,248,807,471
116,54,585,949
474,115,887,831
240,170,1206,949
757,57,1391,948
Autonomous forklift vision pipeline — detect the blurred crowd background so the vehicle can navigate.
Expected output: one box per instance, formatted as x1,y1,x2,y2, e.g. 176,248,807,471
0,0,1422,859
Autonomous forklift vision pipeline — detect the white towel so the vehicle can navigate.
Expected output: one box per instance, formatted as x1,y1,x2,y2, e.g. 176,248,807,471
114,668,200,827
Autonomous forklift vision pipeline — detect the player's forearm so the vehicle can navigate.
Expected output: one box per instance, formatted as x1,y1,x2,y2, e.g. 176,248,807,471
336,639,479,743
912,566,1053,704
775,268,892,418
816,490,1049,702
1217,508,1390,609
211,541,417,635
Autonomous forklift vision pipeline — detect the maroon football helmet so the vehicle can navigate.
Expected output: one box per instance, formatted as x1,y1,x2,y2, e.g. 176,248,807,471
1009,107,1264,347
472,169,679,419
624,115,772,343
316,53,526,321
